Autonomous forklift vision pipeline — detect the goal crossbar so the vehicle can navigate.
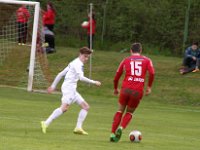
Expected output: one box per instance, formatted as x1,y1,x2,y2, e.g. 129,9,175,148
0,0,38,5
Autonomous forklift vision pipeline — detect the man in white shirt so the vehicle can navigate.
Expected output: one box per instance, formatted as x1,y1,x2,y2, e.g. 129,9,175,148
41,47,101,135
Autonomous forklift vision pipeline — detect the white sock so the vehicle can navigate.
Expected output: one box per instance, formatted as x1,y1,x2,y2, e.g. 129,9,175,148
76,109,88,129
45,108,63,126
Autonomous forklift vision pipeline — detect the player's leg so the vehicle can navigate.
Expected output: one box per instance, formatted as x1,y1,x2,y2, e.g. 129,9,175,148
44,103,69,126
180,57,192,73
23,23,28,44
111,104,125,134
17,22,22,44
114,107,135,142
110,89,128,142
20,23,25,45
181,65,196,74
49,35,55,49
41,103,69,134
111,104,126,142
115,89,142,142
120,90,142,129
73,92,89,135
120,107,135,129
40,90,73,134
184,56,193,67
192,59,200,72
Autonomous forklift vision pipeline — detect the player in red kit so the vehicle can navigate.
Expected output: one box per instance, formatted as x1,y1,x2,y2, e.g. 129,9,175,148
110,43,155,142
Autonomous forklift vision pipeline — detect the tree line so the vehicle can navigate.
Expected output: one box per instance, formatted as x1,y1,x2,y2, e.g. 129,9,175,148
39,0,200,55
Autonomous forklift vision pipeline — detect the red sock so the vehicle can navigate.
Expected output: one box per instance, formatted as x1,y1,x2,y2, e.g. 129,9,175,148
120,112,132,129
111,111,123,133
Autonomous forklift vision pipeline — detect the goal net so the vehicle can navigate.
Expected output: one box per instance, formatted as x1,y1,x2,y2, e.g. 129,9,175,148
0,0,51,91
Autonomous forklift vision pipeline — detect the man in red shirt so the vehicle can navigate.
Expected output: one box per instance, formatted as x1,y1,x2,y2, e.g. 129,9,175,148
110,42,155,142
81,13,96,49
16,5,30,45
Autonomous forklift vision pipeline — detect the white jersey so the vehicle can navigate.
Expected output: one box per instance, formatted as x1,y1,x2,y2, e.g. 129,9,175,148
51,57,95,91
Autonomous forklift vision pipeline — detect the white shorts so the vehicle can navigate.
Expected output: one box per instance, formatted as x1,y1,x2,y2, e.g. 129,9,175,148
61,90,85,105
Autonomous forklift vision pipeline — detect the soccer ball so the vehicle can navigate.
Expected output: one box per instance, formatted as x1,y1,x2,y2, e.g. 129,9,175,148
81,21,89,27
129,130,142,142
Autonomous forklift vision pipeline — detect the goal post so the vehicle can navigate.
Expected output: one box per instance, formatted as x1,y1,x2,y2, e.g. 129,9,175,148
27,1,40,91
0,0,51,91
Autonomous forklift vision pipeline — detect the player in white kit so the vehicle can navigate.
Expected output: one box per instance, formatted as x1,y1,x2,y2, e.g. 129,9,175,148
41,47,101,135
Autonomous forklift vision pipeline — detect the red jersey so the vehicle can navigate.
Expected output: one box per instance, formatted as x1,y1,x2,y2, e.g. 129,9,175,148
114,54,155,92
43,9,55,25
16,6,30,23
82,18,96,35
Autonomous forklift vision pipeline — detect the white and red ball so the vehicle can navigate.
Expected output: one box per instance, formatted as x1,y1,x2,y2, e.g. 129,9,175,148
129,130,142,142
81,21,89,27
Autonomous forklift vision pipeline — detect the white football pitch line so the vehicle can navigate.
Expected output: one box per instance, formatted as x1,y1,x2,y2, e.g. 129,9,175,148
143,105,200,113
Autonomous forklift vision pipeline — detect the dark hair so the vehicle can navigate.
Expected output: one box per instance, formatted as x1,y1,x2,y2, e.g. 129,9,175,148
192,41,199,46
79,47,93,54
131,43,142,53
88,12,96,22
92,13,95,20
47,2,56,13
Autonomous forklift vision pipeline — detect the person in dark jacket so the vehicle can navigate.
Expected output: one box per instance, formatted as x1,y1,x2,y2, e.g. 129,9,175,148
180,42,200,74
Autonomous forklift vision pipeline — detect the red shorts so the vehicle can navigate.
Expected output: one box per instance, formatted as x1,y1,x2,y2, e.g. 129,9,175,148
118,88,143,108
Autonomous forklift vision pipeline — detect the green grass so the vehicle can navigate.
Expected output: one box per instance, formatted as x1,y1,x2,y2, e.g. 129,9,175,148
1,47,200,150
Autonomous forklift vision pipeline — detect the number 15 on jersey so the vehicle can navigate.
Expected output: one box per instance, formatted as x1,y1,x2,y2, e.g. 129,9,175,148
130,61,142,76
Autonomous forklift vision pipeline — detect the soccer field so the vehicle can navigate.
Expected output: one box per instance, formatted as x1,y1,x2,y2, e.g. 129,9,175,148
1,47,200,150
0,87,200,150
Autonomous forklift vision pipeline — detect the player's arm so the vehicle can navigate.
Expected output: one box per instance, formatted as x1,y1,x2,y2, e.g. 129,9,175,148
77,65,101,86
43,12,51,22
113,60,124,95
145,59,155,96
47,66,69,93
185,48,193,58
25,9,30,19
197,50,200,62
79,74,101,86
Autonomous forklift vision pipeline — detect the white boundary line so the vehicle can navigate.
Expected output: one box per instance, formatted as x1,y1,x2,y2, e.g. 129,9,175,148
0,86,200,112
0,85,61,94
143,106,200,113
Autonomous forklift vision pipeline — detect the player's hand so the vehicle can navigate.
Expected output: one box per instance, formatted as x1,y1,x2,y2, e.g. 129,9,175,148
95,81,101,86
47,87,54,94
145,86,151,96
114,89,119,95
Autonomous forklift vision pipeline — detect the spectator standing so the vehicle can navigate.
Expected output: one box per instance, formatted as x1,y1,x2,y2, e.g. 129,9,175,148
16,5,30,45
81,13,96,49
43,2,56,31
